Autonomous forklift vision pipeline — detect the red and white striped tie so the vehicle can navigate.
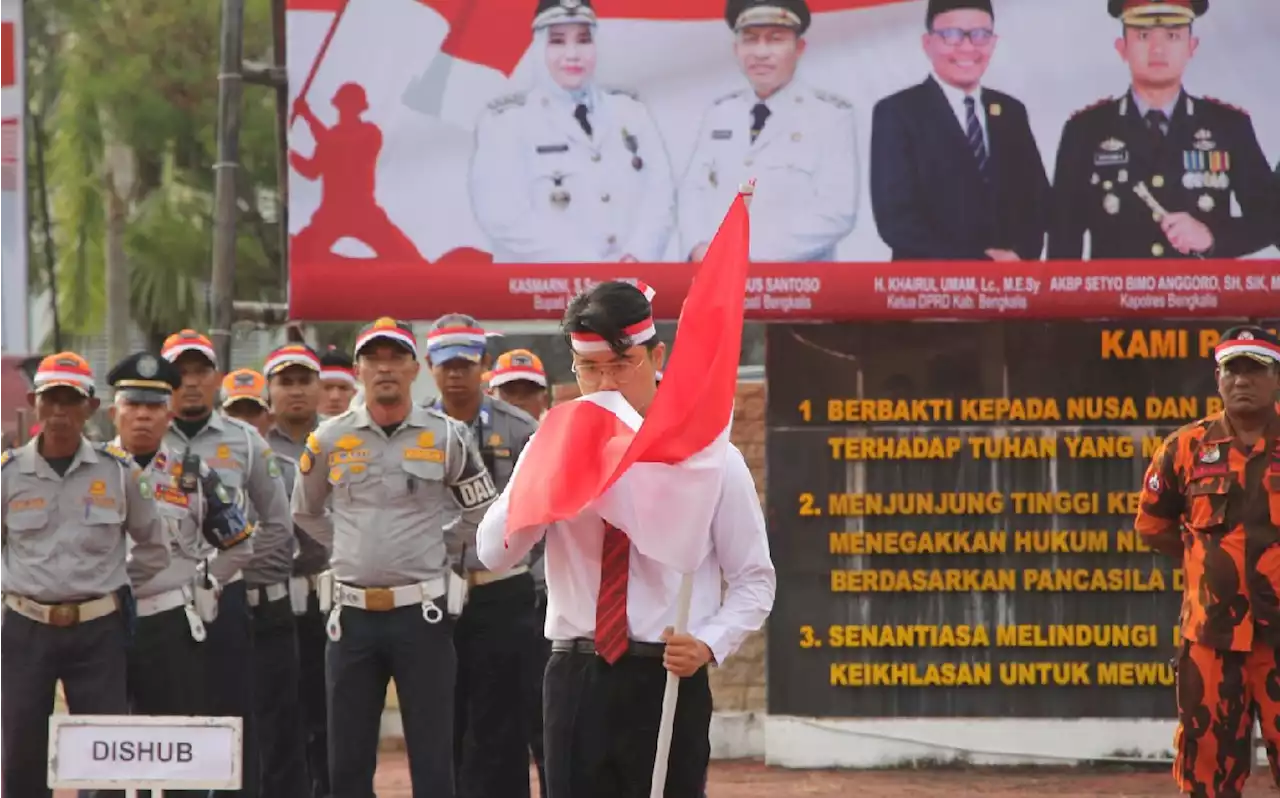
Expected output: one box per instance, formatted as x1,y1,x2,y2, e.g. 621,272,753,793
594,523,631,664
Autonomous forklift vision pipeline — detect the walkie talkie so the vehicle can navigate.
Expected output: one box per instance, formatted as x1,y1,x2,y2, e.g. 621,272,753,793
179,448,201,494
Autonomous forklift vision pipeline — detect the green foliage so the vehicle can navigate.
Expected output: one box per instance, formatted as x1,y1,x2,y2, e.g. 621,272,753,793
27,0,285,348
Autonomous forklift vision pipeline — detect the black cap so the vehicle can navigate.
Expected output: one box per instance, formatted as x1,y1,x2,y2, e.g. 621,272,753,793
927,0,994,26
726,0,811,34
107,352,181,404
320,345,354,370
1108,0,1206,26
1214,325,1280,367
534,0,597,30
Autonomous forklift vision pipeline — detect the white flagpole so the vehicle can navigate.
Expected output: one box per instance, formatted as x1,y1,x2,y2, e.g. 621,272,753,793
649,181,752,797
649,572,695,798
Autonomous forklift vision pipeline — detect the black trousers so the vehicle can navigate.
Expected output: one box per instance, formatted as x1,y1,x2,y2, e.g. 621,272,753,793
2,609,129,798
128,603,209,798
328,603,456,798
543,648,713,798
454,573,541,798
251,590,309,798
206,581,259,797
526,594,552,798
296,588,330,798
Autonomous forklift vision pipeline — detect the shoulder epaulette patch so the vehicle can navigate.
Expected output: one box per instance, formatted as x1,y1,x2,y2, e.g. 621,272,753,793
606,86,639,101
487,92,527,113
97,443,133,467
813,89,852,110
1201,96,1249,115
1,449,12,469
713,89,745,106
1071,96,1114,118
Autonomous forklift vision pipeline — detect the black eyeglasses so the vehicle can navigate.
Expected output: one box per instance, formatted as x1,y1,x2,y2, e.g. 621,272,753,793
931,27,996,46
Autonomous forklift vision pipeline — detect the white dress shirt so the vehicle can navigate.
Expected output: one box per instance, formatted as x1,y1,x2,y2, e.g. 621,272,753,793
932,73,988,144
477,440,776,666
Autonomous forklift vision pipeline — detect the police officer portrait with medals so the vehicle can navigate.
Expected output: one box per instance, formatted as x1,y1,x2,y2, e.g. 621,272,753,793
292,317,498,798
1048,0,1275,260
678,0,857,263
2,352,170,798
468,0,677,264
106,351,252,798
422,314,544,798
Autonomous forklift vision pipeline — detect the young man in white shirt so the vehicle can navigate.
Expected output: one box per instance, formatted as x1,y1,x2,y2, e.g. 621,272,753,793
476,280,776,797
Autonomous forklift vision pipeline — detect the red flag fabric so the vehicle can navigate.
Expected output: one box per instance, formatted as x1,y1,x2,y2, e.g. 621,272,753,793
503,188,752,537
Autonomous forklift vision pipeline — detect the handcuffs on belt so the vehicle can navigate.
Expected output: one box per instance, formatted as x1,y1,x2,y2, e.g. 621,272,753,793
320,572,448,642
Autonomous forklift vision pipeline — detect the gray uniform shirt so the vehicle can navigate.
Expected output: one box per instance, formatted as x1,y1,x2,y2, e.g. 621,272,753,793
164,412,292,586
292,403,497,587
431,396,539,576
122,442,256,597
266,424,329,577
2,438,169,602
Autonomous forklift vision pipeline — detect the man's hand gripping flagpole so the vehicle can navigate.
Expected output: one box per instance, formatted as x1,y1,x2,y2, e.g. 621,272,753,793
499,179,754,795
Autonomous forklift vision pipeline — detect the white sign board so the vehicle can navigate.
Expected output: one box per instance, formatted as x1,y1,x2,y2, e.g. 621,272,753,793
47,715,242,790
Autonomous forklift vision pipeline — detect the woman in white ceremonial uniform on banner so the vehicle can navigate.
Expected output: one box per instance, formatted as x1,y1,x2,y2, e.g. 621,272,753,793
468,0,676,264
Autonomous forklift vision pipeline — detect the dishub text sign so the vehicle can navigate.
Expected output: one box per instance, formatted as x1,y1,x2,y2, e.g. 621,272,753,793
47,715,242,790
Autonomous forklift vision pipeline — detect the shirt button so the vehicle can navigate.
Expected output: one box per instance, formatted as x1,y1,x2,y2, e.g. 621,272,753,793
601,193,611,203
591,153,601,163
1151,243,1165,256
1152,175,1165,188
607,234,617,246
744,158,754,167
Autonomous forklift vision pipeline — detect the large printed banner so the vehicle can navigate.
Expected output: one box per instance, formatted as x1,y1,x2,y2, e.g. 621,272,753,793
285,0,1280,321
1,0,27,351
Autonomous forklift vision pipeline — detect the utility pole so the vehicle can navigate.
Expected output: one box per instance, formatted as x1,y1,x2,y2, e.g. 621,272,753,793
210,0,246,369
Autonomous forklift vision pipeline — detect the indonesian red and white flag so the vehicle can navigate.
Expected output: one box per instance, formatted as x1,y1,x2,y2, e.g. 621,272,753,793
503,187,752,573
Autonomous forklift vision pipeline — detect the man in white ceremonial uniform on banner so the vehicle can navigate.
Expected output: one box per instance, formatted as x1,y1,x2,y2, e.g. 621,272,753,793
678,0,857,263
477,187,775,797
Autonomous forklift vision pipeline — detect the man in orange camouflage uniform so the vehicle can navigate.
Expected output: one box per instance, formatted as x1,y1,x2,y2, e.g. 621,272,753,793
1136,324,1280,797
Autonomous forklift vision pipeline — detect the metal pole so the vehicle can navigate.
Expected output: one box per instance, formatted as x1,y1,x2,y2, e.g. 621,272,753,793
210,0,247,369
271,0,289,291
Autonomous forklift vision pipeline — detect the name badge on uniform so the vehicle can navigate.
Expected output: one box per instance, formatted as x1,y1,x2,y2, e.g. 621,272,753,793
1093,137,1129,167
536,143,569,154
711,129,733,140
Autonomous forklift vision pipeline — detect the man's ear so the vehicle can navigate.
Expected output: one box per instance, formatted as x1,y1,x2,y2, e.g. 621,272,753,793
651,343,666,372
27,391,36,409
88,397,102,414
107,403,118,423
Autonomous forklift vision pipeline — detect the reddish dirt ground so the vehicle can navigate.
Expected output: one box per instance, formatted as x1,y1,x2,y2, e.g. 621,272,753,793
54,755,1180,797
368,755,1177,798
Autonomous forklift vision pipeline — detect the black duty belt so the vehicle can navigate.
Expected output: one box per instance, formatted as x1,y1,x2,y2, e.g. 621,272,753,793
552,638,665,658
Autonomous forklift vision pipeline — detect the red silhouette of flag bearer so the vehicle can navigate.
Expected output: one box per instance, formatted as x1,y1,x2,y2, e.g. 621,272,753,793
290,82,427,263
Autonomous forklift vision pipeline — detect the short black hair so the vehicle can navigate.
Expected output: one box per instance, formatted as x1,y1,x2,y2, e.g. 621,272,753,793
562,281,656,357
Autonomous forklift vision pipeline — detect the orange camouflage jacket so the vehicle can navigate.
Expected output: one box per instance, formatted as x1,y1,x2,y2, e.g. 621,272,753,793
1135,412,1280,652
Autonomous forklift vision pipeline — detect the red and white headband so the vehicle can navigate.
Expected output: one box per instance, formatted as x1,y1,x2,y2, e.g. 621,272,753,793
265,347,321,377
570,282,658,354
1215,338,1280,365
320,367,357,386
162,339,217,366
426,326,487,351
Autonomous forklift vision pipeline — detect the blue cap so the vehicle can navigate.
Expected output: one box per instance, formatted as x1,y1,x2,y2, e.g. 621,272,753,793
426,313,487,365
